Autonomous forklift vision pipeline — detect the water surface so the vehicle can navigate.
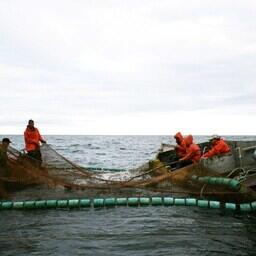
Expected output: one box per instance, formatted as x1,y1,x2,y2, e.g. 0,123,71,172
0,135,255,255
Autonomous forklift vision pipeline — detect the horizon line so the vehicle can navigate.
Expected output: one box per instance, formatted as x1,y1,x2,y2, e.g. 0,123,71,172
0,134,255,136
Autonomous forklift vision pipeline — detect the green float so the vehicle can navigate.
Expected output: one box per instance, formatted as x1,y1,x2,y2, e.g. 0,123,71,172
0,197,255,213
191,175,241,191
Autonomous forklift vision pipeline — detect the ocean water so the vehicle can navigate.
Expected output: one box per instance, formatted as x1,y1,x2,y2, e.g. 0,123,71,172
0,135,256,255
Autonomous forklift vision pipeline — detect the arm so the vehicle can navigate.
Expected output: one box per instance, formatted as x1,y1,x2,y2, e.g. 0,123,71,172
180,145,200,161
180,148,194,161
203,146,218,158
37,129,46,143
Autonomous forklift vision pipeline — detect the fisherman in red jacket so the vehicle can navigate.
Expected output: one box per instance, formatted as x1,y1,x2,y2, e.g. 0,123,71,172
174,132,186,159
24,120,46,166
179,135,201,166
202,135,230,159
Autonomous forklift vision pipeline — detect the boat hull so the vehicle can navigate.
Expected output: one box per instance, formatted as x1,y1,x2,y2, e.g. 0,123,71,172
148,140,256,202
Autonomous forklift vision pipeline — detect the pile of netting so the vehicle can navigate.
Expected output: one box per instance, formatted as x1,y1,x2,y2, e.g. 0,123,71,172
1,144,187,199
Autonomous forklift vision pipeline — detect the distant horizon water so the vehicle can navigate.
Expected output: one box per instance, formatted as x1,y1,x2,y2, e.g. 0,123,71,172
1,133,256,136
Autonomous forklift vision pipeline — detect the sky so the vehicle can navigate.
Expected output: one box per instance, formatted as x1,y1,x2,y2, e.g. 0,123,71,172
0,0,255,135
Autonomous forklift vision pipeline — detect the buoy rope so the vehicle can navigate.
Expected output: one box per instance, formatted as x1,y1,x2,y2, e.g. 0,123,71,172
1,196,255,212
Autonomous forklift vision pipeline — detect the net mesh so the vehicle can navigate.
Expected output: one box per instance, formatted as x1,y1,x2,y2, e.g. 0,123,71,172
0,144,187,198
1,144,254,202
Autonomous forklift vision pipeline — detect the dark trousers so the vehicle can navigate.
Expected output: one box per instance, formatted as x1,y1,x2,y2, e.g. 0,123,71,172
27,149,42,167
0,166,9,177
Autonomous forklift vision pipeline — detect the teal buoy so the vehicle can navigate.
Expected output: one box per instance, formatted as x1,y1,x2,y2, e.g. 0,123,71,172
139,197,150,206
225,203,236,210
80,199,91,207
151,197,162,206
197,200,209,208
116,198,127,206
185,198,197,206
163,197,174,206
209,201,220,209
1,197,255,213
104,198,116,207
93,198,104,207
128,197,139,206
191,175,241,191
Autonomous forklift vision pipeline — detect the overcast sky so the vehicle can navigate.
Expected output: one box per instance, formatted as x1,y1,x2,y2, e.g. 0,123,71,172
0,0,255,135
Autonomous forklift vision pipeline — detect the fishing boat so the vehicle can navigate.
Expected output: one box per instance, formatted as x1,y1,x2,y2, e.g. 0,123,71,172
147,140,256,202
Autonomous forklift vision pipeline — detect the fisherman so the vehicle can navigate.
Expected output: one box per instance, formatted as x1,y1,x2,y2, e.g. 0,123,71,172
178,135,201,167
174,132,187,159
24,120,46,167
202,135,231,159
0,138,11,176
0,138,11,198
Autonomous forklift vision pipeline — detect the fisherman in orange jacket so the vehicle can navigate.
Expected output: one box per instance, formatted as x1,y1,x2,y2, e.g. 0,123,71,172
178,135,201,166
202,135,230,159
174,132,187,159
24,120,46,166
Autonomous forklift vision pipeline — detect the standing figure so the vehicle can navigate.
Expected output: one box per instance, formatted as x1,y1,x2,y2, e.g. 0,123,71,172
0,138,11,176
24,120,46,166
0,138,11,198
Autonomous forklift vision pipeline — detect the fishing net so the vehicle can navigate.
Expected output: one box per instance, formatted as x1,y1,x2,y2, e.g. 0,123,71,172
0,143,189,199
2,143,255,202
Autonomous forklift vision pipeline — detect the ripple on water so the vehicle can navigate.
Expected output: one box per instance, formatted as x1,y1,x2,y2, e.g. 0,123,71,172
1,135,256,256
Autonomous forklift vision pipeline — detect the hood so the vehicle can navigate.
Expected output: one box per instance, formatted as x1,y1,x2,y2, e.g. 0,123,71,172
174,132,183,144
185,135,193,146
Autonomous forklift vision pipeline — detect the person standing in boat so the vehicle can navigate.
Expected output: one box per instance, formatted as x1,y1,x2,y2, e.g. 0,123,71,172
174,132,187,159
0,138,11,198
24,120,46,167
0,138,11,176
202,135,230,159
178,135,201,167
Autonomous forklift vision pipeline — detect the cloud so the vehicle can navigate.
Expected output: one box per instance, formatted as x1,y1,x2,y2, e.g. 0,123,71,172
0,0,255,134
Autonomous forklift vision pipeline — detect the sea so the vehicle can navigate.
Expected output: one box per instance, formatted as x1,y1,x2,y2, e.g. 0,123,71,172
0,135,256,256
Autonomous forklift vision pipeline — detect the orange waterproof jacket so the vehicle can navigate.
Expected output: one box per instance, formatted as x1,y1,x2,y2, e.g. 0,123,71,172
174,132,186,158
24,127,44,152
203,139,230,158
181,135,201,163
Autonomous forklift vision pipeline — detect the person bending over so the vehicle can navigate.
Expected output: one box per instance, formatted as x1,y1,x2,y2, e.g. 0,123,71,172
174,132,187,159
202,135,230,159
178,135,201,167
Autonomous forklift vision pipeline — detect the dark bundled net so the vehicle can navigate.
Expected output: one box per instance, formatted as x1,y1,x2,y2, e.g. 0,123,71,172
0,145,84,200
5,146,72,187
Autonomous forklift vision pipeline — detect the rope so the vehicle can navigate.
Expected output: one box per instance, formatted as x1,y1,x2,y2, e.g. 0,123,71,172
125,164,166,182
44,144,92,178
1,196,255,212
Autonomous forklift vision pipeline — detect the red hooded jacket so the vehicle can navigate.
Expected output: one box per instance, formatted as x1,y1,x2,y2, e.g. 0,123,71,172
24,127,45,152
203,139,230,158
180,135,201,163
174,132,186,158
